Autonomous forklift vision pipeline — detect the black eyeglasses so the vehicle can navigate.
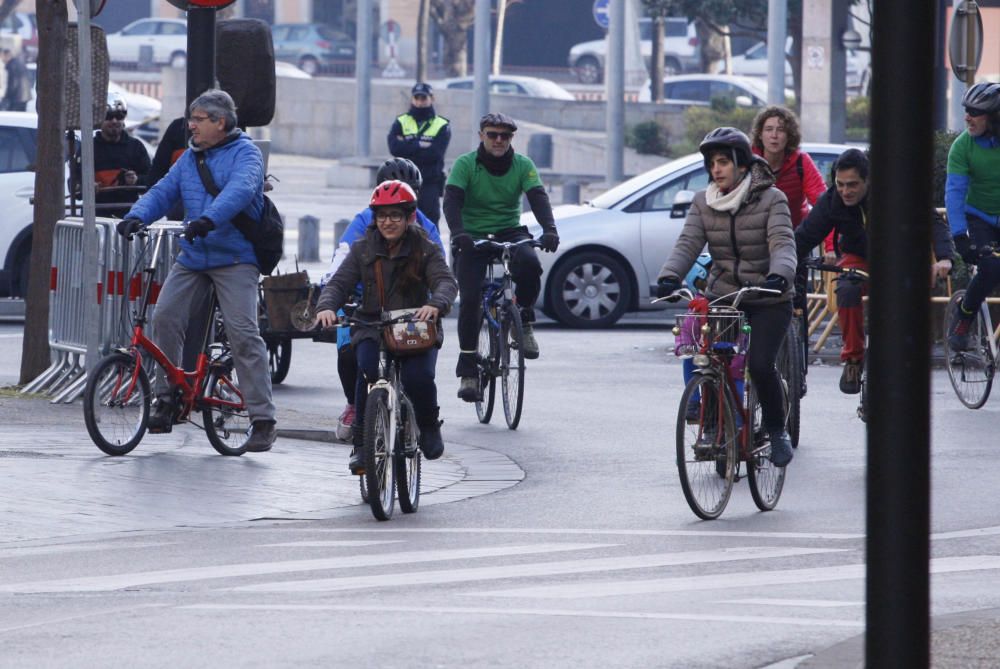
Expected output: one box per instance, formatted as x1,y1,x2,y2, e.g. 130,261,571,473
374,210,406,223
965,107,988,118
105,112,125,121
485,131,513,141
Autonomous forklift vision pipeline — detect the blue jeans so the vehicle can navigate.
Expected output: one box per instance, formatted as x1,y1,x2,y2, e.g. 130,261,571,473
354,340,439,428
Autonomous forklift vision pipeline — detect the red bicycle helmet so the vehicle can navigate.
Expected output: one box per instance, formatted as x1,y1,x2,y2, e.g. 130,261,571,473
369,180,418,211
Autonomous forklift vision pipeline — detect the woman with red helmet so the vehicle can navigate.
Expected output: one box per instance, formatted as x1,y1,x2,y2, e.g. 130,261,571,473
316,181,458,472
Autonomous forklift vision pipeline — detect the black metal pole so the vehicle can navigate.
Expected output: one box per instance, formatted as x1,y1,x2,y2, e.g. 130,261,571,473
866,0,934,665
186,7,216,107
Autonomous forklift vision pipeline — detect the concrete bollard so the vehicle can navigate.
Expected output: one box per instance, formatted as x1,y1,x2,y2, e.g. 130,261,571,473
562,181,581,205
298,215,320,262
333,218,350,246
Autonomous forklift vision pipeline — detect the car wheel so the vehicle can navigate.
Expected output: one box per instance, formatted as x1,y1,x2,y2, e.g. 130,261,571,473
574,56,602,85
299,56,319,76
169,51,186,69
549,251,633,328
664,57,681,77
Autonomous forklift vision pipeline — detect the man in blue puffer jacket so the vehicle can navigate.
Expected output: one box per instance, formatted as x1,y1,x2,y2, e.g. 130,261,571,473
118,89,277,452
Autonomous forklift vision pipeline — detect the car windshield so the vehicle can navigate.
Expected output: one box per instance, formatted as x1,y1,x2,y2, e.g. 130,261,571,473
589,157,696,209
317,25,349,42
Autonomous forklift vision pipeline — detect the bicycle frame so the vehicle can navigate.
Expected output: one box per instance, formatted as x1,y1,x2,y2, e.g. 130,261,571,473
478,237,531,329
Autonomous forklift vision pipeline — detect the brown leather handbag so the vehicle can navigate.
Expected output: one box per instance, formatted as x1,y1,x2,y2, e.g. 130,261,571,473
375,258,437,356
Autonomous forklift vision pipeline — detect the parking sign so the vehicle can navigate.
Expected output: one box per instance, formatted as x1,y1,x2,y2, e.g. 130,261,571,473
593,0,610,29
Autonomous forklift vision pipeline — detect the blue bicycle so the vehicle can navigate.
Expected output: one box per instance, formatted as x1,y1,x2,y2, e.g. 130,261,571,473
472,237,539,430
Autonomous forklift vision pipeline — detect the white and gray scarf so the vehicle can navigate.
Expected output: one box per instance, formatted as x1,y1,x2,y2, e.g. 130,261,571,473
704,170,752,214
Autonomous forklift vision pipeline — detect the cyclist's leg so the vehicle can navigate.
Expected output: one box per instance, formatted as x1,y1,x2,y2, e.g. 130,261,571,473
500,226,543,321
337,343,358,404
455,246,490,379
400,348,444,458
351,337,380,470
744,301,792,435
835,254,867,393
962,219,1000,314
210,264,275,424
150,263,210,397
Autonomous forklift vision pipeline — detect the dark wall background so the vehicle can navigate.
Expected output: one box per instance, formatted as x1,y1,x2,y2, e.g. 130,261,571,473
501,0,604,67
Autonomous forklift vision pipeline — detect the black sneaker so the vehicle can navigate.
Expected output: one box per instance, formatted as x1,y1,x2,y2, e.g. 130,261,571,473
147,396,175,434
245,420,276,452
769,429,794,467
521,322,540,359
349,425,365,474
418,423,445,460
948,301,976,352
839,360,862,395
457,377,480,402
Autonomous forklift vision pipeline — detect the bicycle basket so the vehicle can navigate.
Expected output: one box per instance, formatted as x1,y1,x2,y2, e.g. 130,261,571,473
673,311,748,356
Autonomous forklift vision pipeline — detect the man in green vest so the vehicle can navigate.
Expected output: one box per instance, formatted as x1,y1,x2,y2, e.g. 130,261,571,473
387,82,451,225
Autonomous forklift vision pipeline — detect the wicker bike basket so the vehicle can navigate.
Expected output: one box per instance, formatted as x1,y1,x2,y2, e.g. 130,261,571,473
260,271,310,333
674,309,749,357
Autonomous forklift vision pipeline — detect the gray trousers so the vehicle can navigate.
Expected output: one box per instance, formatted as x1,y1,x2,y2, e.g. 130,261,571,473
151,262,276,423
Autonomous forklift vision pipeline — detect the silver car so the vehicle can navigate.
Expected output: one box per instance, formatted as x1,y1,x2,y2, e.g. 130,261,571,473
523,143,853,328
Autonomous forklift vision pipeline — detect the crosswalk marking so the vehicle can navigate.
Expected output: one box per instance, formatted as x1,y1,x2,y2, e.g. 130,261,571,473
292,527,863,540
723,598,862,608
258,541,404,548
178,603,864,628
0,543,611,594
229,546,845,593
0,542,171,558
473,554,1000,599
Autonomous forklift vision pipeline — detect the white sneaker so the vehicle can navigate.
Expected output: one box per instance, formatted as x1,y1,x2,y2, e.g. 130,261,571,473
336,404,355,441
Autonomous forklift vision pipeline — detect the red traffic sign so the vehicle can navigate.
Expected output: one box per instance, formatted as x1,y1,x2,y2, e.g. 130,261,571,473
166,0,237,9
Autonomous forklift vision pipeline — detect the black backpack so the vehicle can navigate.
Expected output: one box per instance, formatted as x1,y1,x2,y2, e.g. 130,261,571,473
195,153,284,275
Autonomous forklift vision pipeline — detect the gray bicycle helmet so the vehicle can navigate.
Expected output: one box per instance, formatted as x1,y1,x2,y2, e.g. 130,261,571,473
106,91,128,118
699,127,752,172
375,157,423,193
962,82,1000,114
479,112,517,131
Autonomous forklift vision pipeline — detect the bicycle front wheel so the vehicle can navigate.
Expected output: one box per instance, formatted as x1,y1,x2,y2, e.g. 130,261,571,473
395,395,421,514
500,305,525,430
777,319,802,448
202,367,251,456
83,352,150,456
363,387,395,521
676,374,737,520
745,380,786,511
945,291,995,409
475,310,497,424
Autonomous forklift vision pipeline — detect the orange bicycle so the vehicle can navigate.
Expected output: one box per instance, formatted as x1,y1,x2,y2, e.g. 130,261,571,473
83,223,250,456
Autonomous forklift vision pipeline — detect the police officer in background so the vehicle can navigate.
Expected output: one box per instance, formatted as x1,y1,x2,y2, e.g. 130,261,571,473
387,82,451,225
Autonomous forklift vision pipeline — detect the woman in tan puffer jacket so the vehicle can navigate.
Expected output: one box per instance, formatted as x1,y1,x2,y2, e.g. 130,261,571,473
656,127,797,467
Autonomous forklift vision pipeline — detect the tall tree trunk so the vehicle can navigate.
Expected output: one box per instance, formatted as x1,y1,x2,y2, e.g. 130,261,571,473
492,0,507,76
416,0,429,82
20,0,68,385
441,28,468,76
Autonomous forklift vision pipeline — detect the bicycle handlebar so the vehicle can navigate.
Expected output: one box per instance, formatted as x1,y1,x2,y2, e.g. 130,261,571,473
803,257,870,280
652,285,781,309
472,237,541,251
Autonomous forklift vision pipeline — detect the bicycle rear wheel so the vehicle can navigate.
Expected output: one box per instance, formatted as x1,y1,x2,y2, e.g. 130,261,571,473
363,387,395,520
945,291,995,409
395,395,421,514
267,337,292,384
500,305,526,430
745,380,786,511
475,310,497,424
202,367,250,456
676,374,737,520
83,352,150,456
777,319,802,448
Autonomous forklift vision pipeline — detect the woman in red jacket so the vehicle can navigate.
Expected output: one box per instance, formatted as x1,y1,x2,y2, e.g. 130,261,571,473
751,106,827,229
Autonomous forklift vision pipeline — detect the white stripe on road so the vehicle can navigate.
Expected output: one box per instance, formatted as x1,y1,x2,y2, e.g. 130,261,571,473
0,542,171,559
0,543,610,593
473,555,1000,599
723,598,862,608
179,603,864,628
229,546,844,593
258,541,405,548
932,525,1000,541
289,527,864,540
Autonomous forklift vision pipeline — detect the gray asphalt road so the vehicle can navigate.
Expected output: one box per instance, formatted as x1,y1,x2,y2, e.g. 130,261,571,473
2,318,1000,668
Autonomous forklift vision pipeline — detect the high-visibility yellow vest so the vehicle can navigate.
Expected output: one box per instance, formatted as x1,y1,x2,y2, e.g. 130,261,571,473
397,114,449,141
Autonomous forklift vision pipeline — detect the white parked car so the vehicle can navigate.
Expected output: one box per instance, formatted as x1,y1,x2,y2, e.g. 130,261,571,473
0,112,42,298
717,39,870,94
441,75,576,101
569,17,699,84
521,143,852,327
105,18,187,68
637,73,785,106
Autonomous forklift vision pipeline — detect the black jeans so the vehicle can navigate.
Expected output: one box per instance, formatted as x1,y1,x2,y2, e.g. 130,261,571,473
963,217,1000,314
742,300,793,433
419,179,443,226
354,339,439,429
455,226,542,378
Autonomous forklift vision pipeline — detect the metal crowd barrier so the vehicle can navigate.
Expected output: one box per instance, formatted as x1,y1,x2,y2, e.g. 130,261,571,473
20,216,179,403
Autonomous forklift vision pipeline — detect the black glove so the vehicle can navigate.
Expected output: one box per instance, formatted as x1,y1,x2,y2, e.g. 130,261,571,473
451,232,474,257
183,217,215,242
760,274,788,293
116,218,143,238
955,234,976,264
539,230,560,253
655,276,682,299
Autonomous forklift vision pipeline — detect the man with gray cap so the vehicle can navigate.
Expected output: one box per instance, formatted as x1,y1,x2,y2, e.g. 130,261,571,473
116,89,277,452
387,82,451,224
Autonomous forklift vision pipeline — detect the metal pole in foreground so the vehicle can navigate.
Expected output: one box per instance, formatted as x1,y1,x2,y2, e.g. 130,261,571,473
186,7,216,107
355,0,372,157
473,0,491,129
866,0,934,664
78,8,98,373
766,0,787,105
605,0,624,184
